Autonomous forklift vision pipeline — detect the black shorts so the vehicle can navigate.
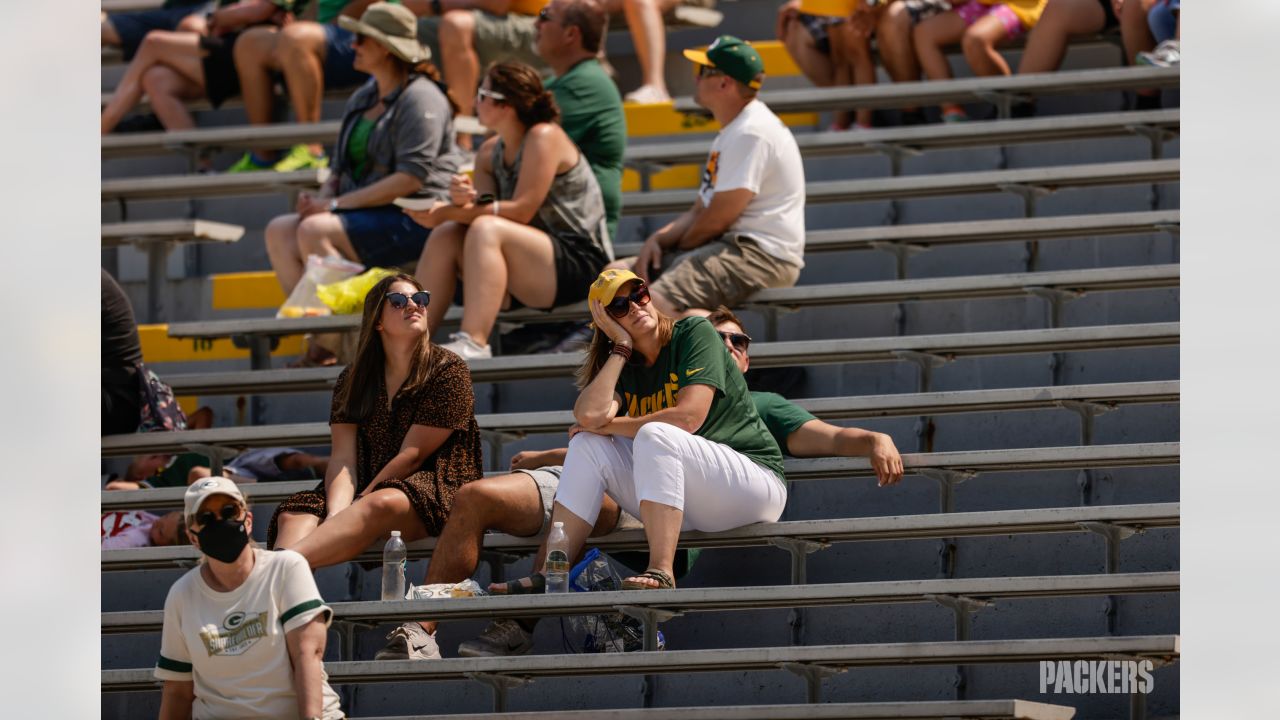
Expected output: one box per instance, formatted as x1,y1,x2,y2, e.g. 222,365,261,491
798,13,839,55
551,236,610,308
200,31,243,108
1098,0,1119,29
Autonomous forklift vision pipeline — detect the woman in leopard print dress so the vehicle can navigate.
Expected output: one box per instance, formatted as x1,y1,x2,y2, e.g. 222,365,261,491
268,273,483,565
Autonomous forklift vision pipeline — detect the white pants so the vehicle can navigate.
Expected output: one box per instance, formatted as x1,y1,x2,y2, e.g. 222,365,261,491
556,422,788,533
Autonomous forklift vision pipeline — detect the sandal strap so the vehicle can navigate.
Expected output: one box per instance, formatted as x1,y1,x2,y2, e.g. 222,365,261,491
628,569,674,589
500,572,546,595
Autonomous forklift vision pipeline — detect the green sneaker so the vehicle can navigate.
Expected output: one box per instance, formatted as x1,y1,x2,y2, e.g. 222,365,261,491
273,144,328,172
225,151,275,173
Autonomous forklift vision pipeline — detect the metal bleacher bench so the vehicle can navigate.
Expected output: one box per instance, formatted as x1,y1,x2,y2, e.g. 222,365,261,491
100,158,1177,214
623,159,1178,217
102,219,244,322
674,65,1180,119
315,699,1083,720
100,380,1178,459
101,442,1179,516
104,500,1179,579
155,322,1180,396
102,634,1181,710
160,264,1179,364
100,108,1179,166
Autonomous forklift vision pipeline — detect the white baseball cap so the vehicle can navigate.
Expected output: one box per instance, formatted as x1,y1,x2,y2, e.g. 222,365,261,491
184,476,246,524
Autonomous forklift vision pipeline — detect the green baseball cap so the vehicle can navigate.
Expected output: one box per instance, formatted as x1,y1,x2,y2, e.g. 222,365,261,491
683,35,765,90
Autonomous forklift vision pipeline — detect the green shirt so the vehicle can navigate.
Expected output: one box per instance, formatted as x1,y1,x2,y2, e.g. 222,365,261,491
751,391,818,457
318,0,399,24
346,115,377,180
145,452,208,489
614,317,784,479
547,58,625,242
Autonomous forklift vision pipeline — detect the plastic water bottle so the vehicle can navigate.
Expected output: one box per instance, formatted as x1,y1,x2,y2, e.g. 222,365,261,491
382,531,407,601
545,522,570,593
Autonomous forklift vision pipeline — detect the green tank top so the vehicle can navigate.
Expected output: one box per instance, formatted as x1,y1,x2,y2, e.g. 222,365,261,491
347,116,377,181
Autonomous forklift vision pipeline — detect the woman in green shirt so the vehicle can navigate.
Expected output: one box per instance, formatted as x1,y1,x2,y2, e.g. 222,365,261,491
498,268,786,592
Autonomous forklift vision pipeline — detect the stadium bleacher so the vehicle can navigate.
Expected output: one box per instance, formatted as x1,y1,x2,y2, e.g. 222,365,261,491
101,8,1178,717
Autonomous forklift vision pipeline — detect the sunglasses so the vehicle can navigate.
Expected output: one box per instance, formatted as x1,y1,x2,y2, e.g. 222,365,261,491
386,291,431,310
194,503,242,529
605,284,651,319
698,65,726,79
718,330,752,353
476,87,506,102
537,6,555,22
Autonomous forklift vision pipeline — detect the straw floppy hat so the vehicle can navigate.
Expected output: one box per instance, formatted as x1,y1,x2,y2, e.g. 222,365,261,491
338,2,431,64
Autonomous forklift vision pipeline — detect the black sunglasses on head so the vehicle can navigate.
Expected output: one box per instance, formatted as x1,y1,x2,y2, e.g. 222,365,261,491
386,291,431,310
605,284,651,318
194,503,242,528
718,330,752,353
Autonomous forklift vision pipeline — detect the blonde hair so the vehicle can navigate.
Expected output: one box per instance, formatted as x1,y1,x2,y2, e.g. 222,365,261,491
575,312,677,389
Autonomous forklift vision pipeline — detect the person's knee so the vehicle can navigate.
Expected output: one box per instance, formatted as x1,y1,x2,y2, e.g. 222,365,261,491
140,65,175,96
187,466,212,483
449,481,495,523
278,21,323,62
464,215,503,246
961,28,993,56
881,2,911,35
633,422,687,454
567,431,613,464
265,214,300,250
233,26,275,68
363,488,411,517
440,11,476,49
175,13,206,34
296,214,336,251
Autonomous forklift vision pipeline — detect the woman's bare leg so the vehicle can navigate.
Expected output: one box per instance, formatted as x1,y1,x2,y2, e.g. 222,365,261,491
233,25,283,158
289,488,431,569
415,221,467,336
458,216,558,346
102,30,204,133
1018,0,1105,74
621,0,681,102
961,13,1015,77
265,213,306,294
273,511,322,550
141,64,204,130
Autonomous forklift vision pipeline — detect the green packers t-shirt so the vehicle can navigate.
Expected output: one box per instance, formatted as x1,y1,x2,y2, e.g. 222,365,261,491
547,58,626,242
614,317,784,479
751,391,818,457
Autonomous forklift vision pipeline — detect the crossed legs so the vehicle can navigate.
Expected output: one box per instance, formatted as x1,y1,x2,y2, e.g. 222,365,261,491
264,212,360,294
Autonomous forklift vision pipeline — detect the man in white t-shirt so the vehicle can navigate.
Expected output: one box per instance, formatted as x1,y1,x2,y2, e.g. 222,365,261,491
154,476,344,720
624,34,807,315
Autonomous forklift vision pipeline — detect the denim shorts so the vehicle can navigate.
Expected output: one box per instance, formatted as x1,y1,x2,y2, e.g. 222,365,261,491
339,205,431,268
108,1,214,61
322,25,369,90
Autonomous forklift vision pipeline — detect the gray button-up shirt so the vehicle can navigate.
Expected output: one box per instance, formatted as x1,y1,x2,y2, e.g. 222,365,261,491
331,74,461,200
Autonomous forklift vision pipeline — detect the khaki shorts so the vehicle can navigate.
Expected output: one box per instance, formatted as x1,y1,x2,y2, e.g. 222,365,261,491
648,234,802,312
417,11,550,79
514,465,640,536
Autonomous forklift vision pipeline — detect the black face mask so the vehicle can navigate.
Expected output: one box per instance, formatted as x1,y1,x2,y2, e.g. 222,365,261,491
196,518,250,564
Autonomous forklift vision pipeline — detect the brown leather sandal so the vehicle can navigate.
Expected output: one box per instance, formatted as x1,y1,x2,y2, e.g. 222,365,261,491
622,568,675,590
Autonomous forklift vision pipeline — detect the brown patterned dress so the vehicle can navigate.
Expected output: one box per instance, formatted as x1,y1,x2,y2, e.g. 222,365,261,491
267,346,483,547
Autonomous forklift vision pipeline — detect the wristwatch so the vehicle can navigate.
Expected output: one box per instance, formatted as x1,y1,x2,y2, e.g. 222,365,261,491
328,198,340,213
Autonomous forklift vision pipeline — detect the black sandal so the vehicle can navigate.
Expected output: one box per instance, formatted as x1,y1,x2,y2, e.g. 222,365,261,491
487,572,546,595
622,568,675,590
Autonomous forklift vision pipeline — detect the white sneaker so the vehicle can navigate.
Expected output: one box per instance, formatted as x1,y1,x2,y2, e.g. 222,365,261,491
440,331,492,360
457,619,534,657
624,84,671,105
1138,39,1180,68
374,622,441,660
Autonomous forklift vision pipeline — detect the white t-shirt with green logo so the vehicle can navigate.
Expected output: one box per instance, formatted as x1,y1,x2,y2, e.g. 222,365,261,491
154,548,343,719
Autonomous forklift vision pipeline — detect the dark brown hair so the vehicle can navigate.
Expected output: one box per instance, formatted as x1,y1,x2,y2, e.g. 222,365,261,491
705,305,744,330
486,62,561,127
560,0,608,54
575,280,676,389
336,273,447,422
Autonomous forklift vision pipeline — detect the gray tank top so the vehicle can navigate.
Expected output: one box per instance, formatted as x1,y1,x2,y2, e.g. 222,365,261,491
491,136,614,261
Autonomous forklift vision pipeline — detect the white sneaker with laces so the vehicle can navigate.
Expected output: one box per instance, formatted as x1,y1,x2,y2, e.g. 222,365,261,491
1138,39,1180,67
440,331,492,360
457,619,534,658
375,622,441,660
